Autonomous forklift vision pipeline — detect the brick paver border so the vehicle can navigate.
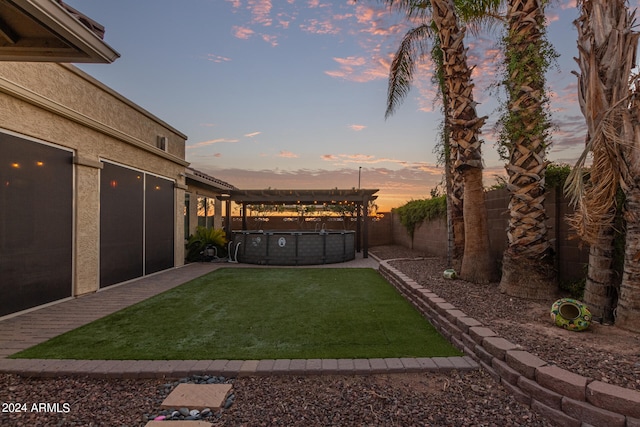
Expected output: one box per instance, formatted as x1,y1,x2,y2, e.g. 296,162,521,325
378,258,640,427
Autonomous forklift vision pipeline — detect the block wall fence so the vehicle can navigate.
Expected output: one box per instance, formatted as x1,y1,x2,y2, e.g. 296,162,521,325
388,187,589,284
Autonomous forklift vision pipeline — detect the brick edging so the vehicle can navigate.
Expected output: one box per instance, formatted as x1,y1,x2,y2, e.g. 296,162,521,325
378,259,640,427
0,355,478,379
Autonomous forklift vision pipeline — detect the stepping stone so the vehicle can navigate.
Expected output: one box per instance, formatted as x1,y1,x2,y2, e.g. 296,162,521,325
145,422,213,427
160,383,233,411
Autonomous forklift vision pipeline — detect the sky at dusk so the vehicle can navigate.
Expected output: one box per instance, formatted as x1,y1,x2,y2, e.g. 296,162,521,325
66,0,640,211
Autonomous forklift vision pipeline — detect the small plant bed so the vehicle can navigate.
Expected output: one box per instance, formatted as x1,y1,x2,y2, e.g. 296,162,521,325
11,268,460,360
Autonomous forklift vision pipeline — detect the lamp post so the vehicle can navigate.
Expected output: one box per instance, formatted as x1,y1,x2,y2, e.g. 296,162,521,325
358,166,362,189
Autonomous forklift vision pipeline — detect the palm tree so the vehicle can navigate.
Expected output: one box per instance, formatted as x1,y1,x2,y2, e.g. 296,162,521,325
497,0,557,299
429,36,465,269
386,24,465,269
619,81,640,332
380,0,495,283
432,0,493,283
566,0,640,330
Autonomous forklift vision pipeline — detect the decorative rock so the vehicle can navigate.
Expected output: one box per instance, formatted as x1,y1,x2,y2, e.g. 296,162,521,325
171,410,180,418
201,408,212,416
550,298,591,331
179,407,190,416
153,415,166,421
190,409,200,417
443,269,457,279
224,394,235,409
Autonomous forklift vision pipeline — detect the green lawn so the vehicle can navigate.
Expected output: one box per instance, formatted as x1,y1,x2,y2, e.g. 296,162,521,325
11,268,461,360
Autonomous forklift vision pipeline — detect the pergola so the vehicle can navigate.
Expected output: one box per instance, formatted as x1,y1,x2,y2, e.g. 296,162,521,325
217,188,378,258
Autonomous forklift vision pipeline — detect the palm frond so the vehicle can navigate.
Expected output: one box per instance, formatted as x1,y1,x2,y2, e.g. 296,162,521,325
386,24,433,118
376,0,504,26
565,0,640,245
379,0,432,20
454,0,504,36
564,99,633,244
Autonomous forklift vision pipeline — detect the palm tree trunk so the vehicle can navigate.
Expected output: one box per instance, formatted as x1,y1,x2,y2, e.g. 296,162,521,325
460,166,491,282
585,226,618,323
431,0,492,283
436,38,464,271
450,163,465,271
498,0,556,299
617,183,640,332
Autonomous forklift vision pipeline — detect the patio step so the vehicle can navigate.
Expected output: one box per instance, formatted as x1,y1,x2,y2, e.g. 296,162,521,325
161,383,233,411
144,383,233,425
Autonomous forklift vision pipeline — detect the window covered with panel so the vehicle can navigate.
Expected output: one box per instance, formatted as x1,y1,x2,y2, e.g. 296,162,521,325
99,162,144,288
145,174,174,275
0,132,73,316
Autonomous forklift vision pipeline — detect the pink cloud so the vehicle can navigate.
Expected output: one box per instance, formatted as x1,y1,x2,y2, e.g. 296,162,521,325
187,138,239,149
348,124,366,131
245,131,262,138
232,26,254,39
300,18,340,35
261,34,279,46
546,12,560,23
206,54,232,63
321,153,429,167
279,150,299,158
353,4,401,37
559,0,577,10
277,13,293,29
325,55,389,82
249,0,273,26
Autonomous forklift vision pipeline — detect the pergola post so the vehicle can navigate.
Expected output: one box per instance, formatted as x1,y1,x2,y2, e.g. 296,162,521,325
224,197,232,241
214,198,223,229
242,202,247,231
356,202,362,253
363,199,369,258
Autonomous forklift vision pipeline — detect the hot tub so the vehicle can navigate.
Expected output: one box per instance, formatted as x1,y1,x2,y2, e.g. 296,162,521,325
231,230,355,265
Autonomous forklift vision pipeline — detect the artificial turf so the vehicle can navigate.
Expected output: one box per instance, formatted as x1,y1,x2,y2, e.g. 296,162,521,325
11,268,461,360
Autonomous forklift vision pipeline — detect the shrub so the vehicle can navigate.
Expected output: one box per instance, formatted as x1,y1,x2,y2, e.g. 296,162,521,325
185,226,227,262
394,196,446,238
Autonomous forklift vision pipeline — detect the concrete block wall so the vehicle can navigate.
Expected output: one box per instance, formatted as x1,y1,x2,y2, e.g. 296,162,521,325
389,212,448,254
379,260,640,427
485,188,509,270
390,188,589,283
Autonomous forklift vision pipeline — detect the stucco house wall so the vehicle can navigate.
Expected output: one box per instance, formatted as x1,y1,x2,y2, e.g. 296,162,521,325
0,62,189,317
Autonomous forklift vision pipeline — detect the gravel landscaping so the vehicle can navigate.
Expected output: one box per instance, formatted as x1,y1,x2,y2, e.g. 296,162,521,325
2,245,638,426
1,371,553,426
372,245,640,392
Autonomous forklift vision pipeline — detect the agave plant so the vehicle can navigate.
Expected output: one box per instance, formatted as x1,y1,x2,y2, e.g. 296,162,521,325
185,226,228,262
